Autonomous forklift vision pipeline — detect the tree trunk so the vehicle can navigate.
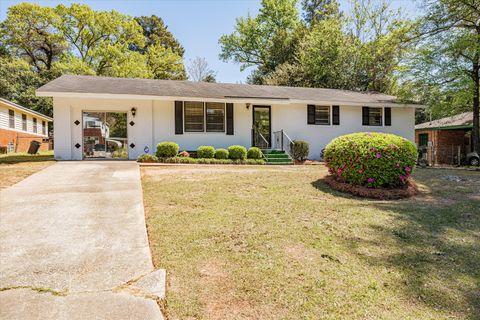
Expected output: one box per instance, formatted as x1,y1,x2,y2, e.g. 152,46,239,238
472,58,479,153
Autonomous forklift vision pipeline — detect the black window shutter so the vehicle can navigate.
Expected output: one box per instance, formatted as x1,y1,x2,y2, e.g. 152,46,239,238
175,101,183,134
332,105,340,125
362,107,369,126
226,103,234,135
384,107,391,126
307,105,315,124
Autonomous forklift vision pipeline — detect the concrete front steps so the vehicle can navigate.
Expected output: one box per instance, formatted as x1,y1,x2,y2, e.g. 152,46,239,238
262,149,293,165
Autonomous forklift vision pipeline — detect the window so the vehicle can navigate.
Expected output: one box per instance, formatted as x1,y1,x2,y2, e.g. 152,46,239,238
184,101,204,132
419,133,428,147
42,121,46,135
22,114,27,131
362,107,382,126
33,118,37,133
8,110,14,128
206,102,225,132
314,106,330,125
183,102,226,133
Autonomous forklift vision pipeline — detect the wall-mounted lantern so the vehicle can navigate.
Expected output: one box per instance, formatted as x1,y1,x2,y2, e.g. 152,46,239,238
131,107,137,117
246,103,251,110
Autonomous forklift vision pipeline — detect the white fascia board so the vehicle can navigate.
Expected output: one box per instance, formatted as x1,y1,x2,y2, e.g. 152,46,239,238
36,91,425,108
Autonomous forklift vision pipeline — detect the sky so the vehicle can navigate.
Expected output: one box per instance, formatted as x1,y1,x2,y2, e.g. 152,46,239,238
0,0,422,83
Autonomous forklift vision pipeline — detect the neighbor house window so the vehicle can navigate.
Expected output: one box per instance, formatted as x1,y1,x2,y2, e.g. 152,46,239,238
42,121,46,135
206,102,225,132
314,106,330,125
362,107,382,126
22,114,27,131
8,110,15,128
184,101,204,132
419,133,428,147
33,118,37,133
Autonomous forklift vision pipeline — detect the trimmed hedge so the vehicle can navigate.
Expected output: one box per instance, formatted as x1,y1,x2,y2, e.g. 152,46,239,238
228,145,247,160
292,140,309,161
215,148,229,159
197,146,215,158
143,156,264,165
323,132,417,188
156,142,179,158
247,147,262,159
137,154,159,163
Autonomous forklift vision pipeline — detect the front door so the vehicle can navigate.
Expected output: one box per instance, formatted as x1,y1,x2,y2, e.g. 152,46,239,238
252,105,271,148
83,111,128,159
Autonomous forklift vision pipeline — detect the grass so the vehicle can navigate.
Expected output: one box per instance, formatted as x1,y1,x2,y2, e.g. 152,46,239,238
141,165,480,320
0,150,54,164
0,151,54,188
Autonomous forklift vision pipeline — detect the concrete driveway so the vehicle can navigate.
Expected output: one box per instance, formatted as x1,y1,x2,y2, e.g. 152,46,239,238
0,162,163,319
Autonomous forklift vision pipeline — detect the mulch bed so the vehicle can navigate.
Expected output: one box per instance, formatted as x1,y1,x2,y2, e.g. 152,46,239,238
324,175,418,200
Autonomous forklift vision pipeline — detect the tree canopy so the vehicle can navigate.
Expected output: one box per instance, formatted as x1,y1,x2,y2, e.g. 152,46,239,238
0,3,186,116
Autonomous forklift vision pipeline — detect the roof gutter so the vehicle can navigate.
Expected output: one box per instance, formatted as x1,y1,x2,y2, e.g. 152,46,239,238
36,91,425,108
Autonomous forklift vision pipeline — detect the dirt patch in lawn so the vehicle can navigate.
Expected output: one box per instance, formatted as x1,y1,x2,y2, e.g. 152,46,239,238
0,161,53,188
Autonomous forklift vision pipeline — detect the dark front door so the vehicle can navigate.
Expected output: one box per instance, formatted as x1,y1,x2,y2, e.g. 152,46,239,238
252,105,271,148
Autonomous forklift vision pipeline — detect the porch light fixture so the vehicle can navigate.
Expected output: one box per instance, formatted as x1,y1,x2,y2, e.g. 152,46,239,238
246,103,251,110
131,107,137,117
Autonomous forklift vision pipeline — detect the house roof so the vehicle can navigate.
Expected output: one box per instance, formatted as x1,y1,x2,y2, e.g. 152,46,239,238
36,75,422,107
415,112,473,130
0,98,52,121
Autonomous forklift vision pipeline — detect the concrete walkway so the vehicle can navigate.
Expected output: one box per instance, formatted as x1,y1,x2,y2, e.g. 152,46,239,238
0,162,163,319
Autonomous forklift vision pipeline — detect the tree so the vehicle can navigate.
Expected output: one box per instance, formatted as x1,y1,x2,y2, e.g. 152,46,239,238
132,15,185,57
187,57,216,82
219,0,302,83
410,0,480,152
302,0,341,25
0,56,53,116
1,3,67,71
0,2,187,115
146,45,186,80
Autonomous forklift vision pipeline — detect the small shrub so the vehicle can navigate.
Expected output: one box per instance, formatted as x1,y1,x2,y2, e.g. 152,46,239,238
0,146,7,154
156,142,179,158
228,145,247,160
137,154,159,163
323,132,417,188
247,147,262,159
292,140,309,161
197,146,215,158
215,148,229,159
178,151,190,157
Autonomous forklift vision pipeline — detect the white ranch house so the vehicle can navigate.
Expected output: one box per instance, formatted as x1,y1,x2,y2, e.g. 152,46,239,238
36,75,421,160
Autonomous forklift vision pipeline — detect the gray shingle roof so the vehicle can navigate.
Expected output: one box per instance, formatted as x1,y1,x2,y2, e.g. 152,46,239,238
415,112,473,130
36,75,401,105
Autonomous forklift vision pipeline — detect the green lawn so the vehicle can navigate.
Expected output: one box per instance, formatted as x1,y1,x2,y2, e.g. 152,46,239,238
0,150,54,164
141,165,480,320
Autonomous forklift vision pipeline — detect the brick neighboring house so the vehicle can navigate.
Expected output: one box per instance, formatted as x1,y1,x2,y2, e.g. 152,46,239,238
0,98,52,153
415,112,474,165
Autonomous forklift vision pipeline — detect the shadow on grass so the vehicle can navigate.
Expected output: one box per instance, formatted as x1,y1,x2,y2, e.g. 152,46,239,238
0,153,54,164
314,170,480,318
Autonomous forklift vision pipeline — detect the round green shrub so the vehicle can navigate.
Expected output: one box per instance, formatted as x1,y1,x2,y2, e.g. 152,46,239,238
197,146,215,158
323,132,417,188
137,154,158,163
228,145,247,160
247,147,262,159
156,141,179,158
292,140,309,161
215,148,229,159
